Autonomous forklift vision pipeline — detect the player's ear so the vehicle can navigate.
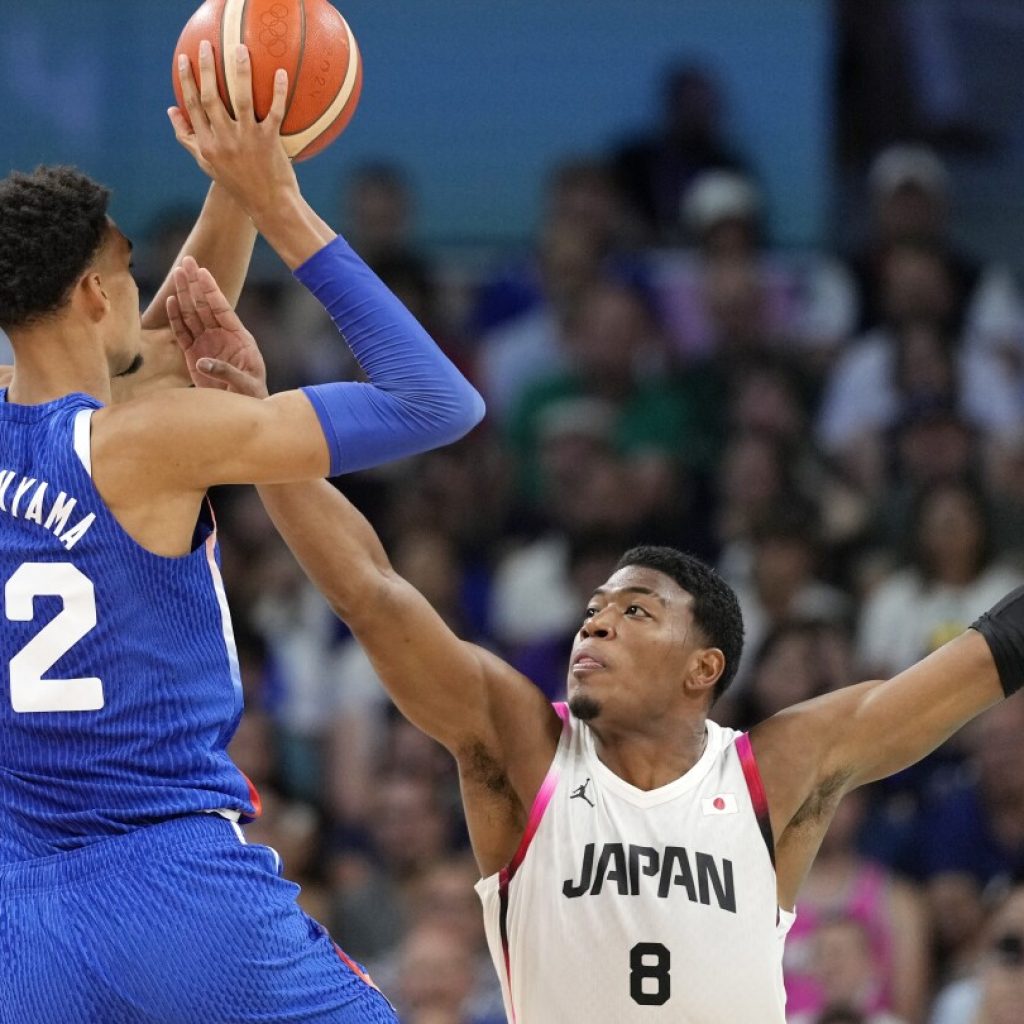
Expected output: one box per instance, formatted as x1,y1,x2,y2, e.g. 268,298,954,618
688,646,725,700
76,270,111,323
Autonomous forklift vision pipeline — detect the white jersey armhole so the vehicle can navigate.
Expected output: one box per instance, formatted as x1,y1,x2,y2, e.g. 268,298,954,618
73,409,94,477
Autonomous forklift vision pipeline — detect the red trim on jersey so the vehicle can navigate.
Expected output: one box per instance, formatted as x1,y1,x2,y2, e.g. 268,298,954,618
735,732,775,869
333,942,380,992
238,771,262,823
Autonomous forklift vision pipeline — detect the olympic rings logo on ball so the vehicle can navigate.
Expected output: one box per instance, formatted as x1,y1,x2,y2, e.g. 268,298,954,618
258,3,290,59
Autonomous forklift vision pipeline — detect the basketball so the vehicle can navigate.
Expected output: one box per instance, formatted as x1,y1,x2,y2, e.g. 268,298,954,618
172,0,362,162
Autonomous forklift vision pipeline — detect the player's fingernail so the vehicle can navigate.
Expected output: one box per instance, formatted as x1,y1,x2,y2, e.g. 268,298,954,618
197,359,214,372
178,54,188,71
236,44,248,63
200,40,212,58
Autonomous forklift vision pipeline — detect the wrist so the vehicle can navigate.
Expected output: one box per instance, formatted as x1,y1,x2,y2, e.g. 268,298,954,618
248,189,336,270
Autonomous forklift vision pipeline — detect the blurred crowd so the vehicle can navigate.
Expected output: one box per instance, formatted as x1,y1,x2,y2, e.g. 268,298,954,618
133,53,1024,1024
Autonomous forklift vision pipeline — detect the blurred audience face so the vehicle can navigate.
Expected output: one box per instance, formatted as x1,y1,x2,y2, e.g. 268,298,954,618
895,413,974,487
874,183,947,244
345,166,413,260
541,434,646,535
896,322,955,402
546,160,622,246
392,529,461,616
538,220,604,312
728,365,804,441
716,431,786,533
397,923,476,1022
750,625,820,718
662,65,723,144
387,718,452,783
810,917,880,1013
916,482,987,584
752,531,816,612
971,698,1024,804
704,260,769,354
368,776,449,876
880,244,955,329
566,281,655,390
411,859,486,949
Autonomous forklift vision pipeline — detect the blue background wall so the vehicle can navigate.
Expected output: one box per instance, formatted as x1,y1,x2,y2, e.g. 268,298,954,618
1,0,830,246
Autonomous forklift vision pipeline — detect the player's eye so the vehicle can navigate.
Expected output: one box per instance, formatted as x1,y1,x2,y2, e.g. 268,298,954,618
583,607,597,619
626,604,648,617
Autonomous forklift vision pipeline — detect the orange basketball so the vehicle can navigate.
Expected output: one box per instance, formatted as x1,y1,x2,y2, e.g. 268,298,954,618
172,0,362,162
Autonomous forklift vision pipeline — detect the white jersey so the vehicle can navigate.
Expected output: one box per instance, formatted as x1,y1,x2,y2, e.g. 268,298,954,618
476,704,795,1023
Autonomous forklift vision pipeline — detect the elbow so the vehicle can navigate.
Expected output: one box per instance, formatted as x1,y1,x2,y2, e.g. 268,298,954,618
438,379,486,442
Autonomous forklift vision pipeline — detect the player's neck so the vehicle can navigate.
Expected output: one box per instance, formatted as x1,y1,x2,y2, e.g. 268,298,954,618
7,325,113,406
591,716,708,792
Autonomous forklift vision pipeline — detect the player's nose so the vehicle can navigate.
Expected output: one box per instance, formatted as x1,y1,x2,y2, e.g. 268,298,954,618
580,609,615,639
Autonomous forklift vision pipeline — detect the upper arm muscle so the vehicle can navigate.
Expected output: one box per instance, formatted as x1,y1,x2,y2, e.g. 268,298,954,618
92,388,329,497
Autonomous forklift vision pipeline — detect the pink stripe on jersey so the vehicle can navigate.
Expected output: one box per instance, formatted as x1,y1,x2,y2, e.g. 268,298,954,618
501,702,572,883
735,732,776,869
497,701,572,1023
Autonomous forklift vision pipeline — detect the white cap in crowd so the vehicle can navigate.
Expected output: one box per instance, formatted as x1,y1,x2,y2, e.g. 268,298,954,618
681,170,761,234
868,143,951,199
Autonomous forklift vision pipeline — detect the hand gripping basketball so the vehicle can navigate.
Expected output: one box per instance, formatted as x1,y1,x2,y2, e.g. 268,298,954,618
169,41,298,221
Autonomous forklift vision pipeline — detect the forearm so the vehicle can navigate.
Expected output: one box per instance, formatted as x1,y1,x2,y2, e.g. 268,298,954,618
257,479,389,620
141,182,257,328
246,188,336,271
293,236,486,475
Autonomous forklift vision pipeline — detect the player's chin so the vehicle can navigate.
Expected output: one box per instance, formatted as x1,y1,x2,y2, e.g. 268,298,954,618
568,691,602,721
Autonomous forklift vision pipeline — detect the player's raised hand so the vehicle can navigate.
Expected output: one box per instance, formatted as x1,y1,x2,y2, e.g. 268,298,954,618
169,41,298,219
166,256,268,399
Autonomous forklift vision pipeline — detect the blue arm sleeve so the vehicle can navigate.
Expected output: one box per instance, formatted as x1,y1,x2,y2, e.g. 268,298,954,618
294,236,485,476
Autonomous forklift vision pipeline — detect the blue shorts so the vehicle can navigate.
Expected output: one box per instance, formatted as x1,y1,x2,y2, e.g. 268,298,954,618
0,815,397,1023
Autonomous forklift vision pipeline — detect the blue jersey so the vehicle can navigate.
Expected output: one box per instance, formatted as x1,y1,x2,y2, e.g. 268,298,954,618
0,391,256,864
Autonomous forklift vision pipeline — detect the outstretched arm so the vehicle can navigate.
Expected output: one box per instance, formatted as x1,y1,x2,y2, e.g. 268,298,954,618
753,608,1013,907
169,277,561,876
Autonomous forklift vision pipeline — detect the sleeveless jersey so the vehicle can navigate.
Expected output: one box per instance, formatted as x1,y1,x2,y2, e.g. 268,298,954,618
475,703,796,1023
0,392,256,864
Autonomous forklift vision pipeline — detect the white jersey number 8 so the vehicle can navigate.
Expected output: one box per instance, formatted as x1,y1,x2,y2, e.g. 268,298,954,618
7,562,103,713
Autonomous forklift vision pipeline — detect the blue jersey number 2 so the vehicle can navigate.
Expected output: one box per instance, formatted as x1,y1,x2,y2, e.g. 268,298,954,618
6,562,103,713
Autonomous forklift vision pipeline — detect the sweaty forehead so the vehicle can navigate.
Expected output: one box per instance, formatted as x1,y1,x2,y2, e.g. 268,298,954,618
600,565,694,606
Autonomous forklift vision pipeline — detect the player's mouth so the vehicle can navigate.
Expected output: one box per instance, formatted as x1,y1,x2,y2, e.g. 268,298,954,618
572,652,606,674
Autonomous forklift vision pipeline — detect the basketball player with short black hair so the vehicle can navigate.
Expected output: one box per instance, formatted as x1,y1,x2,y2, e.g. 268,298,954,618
172,273,1024,1019
0,44,482,1023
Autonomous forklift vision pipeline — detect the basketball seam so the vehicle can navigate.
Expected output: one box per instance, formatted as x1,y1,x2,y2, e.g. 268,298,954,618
222,0,246,116
285,0,306,121
285,17,360,155
220,4,236,118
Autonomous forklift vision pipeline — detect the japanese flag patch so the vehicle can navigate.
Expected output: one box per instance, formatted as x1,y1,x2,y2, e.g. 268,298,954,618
701,793,738,815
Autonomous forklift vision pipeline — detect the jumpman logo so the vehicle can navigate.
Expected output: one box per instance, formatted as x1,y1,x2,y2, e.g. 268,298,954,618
570,778,595,807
